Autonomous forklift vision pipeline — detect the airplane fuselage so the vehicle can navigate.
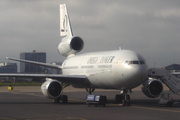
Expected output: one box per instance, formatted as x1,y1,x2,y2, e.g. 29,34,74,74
62,49,149,90
0,4,163,105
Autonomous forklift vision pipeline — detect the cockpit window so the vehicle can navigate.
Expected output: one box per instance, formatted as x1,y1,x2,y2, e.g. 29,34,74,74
125,61,129,64
139,61,145,64
124,60,145,65
132,61,139,64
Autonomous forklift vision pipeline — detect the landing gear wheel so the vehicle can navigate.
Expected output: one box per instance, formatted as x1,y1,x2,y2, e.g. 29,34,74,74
126,95,131,106
122,94,131,106
115,90,131,106
53,97,60,103
62,95,68,104
122,98,127,106
115,94,119,103
167,101,173,107
115,94,123,103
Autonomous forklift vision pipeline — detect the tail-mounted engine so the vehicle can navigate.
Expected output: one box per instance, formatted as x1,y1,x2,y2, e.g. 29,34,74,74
141,79,163,98
58,36,84,57
41,79,63,99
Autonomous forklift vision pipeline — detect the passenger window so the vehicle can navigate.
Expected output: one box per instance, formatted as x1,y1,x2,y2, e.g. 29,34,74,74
125,60,145,65
132,61,139,64
140,61,145,64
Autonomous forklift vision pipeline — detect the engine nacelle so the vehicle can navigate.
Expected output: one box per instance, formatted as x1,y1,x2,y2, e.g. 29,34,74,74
41,79,63,99
58,36,84,57
141,79,163,98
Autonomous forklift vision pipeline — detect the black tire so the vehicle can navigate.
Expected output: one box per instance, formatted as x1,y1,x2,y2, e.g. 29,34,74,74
115,94,119,103
53,97,60,103
127,95,130,100
167,101,173,107
103,104,106,107
126,95,131,106
62,95,68,104
115,94,123,103
126,100,130,106
122,98,127,106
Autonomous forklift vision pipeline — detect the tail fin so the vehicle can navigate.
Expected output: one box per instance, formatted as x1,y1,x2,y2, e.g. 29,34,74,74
60,4,73,38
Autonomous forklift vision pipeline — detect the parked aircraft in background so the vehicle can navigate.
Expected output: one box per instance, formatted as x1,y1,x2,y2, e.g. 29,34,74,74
0,4,164,106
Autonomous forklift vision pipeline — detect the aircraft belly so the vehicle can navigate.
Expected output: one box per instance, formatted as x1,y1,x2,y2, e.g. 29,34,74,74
63,68,116,89
89,70,115,89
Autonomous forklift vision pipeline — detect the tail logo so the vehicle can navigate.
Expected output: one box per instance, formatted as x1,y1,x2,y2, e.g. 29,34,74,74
61,15,67,33
60,4,73,37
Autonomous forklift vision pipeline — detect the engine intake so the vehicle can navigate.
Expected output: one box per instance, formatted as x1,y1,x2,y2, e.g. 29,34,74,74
141,79,163,98
70,36,84,51
58,36,84,57
41,79,63,99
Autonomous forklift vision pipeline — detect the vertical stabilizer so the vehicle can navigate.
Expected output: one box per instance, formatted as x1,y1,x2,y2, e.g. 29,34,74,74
60,4,73,38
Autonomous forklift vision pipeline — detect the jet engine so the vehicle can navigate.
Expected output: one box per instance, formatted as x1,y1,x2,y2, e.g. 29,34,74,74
41,79,63,99
58,36,84,57
141,79,163,98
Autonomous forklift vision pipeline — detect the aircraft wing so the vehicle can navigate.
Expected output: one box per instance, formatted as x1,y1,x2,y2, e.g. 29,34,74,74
5,57,62,69
0,74,88,85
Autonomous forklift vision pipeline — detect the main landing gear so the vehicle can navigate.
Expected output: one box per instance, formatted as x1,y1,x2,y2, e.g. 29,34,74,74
53,95,68,104
115,90,131,106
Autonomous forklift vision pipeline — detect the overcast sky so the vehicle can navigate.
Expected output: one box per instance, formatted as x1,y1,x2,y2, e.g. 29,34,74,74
1,0,180,68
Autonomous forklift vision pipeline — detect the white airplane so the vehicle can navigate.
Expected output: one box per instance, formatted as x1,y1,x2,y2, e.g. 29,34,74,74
0,4,163,106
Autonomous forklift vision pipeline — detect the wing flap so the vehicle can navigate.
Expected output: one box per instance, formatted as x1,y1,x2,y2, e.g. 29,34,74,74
0,74,89,85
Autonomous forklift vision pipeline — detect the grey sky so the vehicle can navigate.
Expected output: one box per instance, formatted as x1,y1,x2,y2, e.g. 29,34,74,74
0,0,180,68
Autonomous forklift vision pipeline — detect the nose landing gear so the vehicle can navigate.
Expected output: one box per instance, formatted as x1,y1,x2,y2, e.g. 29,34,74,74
85,87,95,95
115,90,131,106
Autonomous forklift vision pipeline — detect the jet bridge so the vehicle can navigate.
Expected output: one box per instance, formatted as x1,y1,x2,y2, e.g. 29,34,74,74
149,68,180,95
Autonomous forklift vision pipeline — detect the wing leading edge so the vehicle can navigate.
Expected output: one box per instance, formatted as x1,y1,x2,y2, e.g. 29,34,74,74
3,57,90,87
5,57,62,69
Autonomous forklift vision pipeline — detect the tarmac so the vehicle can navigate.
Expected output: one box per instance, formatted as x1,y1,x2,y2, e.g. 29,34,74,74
0,85,180,120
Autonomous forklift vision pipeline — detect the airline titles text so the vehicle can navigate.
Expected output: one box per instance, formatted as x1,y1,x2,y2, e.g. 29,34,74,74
87,56,115,64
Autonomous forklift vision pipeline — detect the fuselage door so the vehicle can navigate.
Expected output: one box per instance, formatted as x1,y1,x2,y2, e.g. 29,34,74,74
114,59,121,74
